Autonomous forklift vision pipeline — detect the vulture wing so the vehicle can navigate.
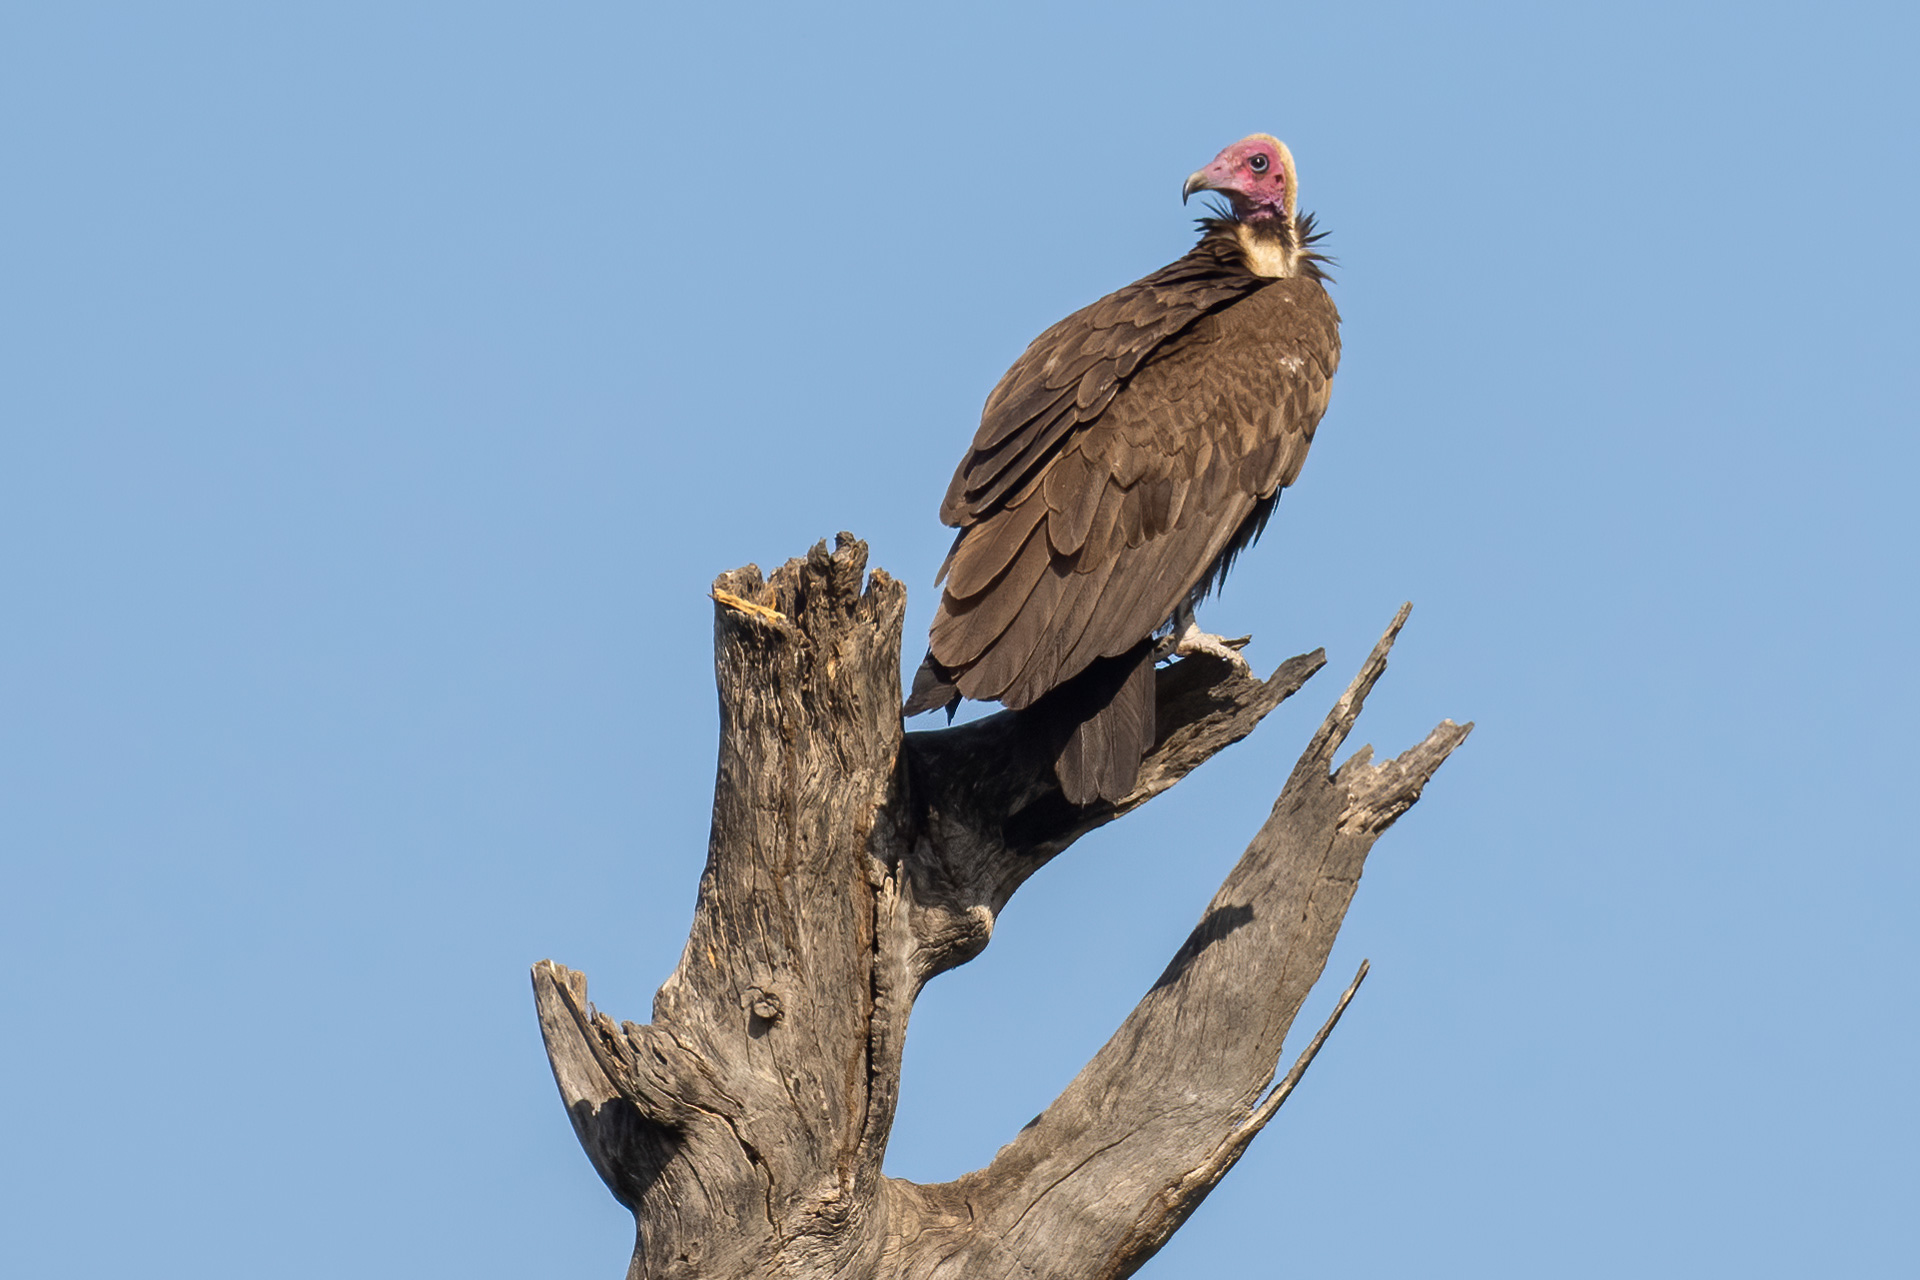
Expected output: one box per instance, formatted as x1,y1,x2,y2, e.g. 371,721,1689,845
939,238,1267,531
929,272,1340,712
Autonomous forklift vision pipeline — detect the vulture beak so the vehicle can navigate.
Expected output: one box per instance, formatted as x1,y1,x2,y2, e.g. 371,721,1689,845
1181,169,1214,205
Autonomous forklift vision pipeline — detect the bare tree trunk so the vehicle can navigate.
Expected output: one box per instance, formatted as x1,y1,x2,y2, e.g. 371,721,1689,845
533,535,1469,1279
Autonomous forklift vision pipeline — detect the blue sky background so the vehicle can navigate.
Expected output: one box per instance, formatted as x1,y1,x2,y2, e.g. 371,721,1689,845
4,2,1916,1275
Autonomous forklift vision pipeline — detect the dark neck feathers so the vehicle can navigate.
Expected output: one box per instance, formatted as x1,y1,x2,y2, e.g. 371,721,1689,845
1195,211,1331,283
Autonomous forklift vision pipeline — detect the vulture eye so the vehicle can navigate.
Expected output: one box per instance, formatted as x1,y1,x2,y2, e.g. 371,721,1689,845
1248,154,1270,173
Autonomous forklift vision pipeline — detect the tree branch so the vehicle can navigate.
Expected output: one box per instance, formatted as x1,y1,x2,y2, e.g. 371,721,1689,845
532,538,1470,1279
882,602,1470,1279
894,644,1324,984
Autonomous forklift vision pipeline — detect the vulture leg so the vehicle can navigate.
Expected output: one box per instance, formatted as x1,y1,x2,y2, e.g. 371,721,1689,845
1160,601,1254,673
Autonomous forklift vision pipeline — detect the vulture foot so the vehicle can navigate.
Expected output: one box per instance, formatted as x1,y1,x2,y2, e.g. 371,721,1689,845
1159,604,1253,674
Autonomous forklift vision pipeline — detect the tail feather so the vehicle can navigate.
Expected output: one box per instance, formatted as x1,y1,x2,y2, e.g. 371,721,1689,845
1047,642,1156,806
906,642,1157,806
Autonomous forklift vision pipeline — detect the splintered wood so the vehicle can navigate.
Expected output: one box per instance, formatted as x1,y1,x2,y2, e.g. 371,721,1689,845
533,535,1468,1280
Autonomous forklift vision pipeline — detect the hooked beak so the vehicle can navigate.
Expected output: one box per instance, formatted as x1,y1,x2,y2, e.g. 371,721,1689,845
1181,168,1214,204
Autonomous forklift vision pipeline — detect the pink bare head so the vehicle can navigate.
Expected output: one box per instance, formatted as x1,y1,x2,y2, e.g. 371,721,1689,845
1182,134,1298,223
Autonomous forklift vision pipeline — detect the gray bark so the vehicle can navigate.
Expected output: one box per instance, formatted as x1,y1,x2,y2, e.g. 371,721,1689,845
533,534,1469,1279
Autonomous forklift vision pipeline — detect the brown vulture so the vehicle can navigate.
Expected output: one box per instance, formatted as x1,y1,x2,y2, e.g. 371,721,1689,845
903,134,1341,805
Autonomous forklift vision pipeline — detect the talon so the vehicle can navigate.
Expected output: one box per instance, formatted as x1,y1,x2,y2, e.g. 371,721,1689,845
1166,604,1253,675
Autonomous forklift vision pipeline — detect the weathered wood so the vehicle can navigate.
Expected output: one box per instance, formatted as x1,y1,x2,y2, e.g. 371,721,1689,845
533,536,1469,1279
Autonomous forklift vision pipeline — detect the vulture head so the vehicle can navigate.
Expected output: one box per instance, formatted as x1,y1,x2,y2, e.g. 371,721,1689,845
1182,134,1298,224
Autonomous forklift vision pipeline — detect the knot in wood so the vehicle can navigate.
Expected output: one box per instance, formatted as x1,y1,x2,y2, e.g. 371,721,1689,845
745,986,784,1025
913,902,995,983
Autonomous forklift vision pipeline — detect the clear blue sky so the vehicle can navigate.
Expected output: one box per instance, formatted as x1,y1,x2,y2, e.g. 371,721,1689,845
4,2,1915,1275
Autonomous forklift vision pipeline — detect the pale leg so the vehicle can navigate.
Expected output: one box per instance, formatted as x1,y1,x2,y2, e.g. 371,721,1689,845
1157,601,1253,673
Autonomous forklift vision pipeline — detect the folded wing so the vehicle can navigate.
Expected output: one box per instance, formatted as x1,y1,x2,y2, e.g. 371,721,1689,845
930,275,1340,713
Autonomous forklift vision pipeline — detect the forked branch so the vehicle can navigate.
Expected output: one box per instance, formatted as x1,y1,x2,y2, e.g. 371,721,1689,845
532,536,1469,1279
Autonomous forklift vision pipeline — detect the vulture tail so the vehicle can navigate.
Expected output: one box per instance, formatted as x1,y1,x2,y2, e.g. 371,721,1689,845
904,642,1155,807
1044,641,1157,806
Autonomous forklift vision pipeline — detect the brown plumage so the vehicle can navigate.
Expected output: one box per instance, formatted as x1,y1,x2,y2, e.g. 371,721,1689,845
905,135,1342,805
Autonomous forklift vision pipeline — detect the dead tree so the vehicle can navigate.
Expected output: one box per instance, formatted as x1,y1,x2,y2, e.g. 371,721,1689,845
533,534,1469,1279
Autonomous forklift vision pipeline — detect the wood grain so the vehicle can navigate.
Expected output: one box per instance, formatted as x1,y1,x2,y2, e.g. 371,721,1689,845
533,536,1469,1279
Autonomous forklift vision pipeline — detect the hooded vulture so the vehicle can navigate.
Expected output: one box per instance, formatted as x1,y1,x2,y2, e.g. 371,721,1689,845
903,134,1341,805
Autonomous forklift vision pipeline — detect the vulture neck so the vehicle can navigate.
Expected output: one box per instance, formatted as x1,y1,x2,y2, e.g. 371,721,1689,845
1199,213,1319,281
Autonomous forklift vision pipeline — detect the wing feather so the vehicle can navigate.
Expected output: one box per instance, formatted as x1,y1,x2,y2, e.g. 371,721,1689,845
943,491,1045,601
1043,448,1105,556
939,239,1267,528
927,268,1341,715
931,517,1057,668
958,556,1074,702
